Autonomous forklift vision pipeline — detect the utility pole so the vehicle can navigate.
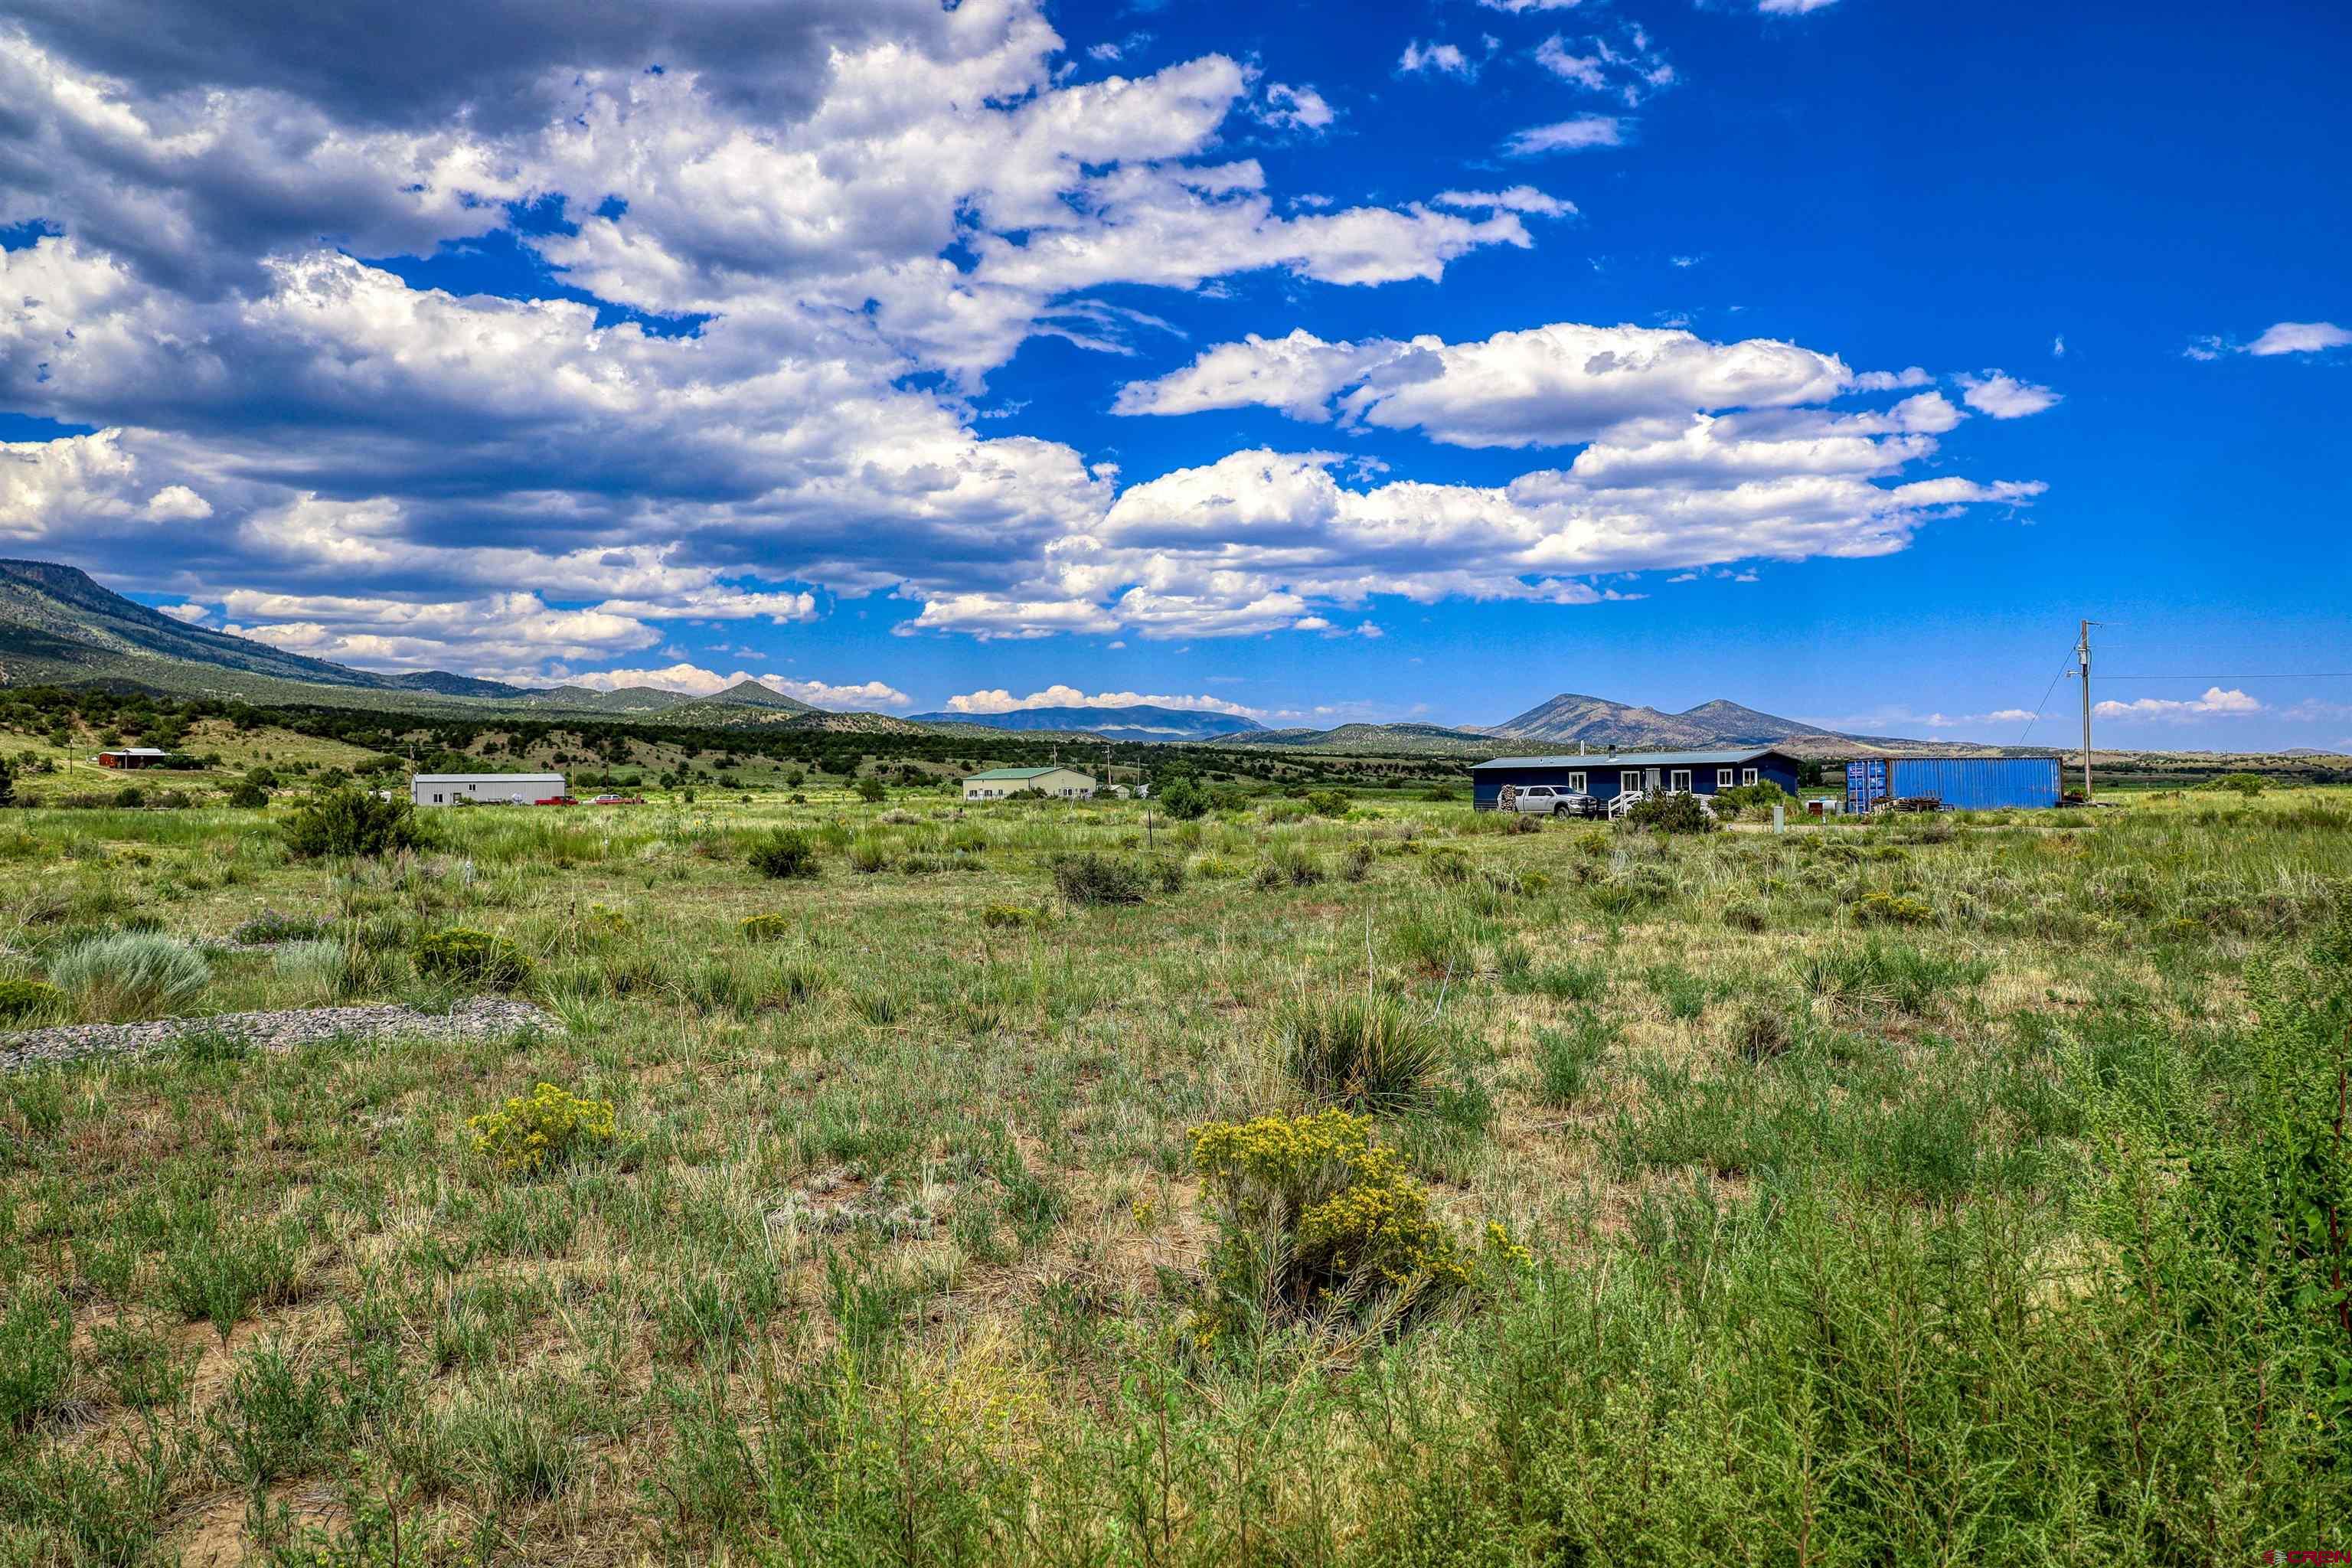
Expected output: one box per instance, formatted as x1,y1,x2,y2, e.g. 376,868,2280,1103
2075,619,2096,803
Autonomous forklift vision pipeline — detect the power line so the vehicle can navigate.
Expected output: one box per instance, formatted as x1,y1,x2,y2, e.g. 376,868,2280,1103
2096,672,2352,681
2014,635,2082,746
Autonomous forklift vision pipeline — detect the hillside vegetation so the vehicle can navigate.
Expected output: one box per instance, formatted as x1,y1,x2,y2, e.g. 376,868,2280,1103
0,755,2347,1561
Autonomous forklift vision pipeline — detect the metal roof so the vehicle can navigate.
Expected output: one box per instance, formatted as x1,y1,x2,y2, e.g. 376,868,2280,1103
100,746,172,756
1472,747,1788,771
965,766,1090,781
410,773,566,782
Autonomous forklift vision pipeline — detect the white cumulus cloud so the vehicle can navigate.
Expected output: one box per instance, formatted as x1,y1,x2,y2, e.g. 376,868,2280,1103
944,685,1263,717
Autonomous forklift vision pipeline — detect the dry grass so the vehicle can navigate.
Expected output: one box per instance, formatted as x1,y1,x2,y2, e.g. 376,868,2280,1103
1,785,2347,1562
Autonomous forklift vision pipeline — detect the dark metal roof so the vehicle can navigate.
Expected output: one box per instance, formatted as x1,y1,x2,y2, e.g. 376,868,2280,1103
1472,747,1789,771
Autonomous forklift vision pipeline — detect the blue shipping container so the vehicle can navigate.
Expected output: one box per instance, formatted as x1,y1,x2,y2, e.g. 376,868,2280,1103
1848,756,2060,812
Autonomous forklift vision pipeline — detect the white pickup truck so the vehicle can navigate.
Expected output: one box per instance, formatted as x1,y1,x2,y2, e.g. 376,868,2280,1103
1498,783,1603,818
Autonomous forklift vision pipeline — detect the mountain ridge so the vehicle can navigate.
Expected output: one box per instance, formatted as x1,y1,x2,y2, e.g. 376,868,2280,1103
906,704,1263,743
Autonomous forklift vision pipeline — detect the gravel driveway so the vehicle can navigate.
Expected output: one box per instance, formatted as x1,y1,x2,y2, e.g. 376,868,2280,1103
2,998,560,1073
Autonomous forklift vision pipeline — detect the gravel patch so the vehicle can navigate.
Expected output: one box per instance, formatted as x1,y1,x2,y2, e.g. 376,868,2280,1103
2,998,559,1073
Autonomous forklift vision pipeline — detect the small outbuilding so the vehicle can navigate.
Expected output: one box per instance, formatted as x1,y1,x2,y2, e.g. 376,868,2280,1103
95,747,175,769
962,766,1097,802
410,773,567,806
1472,748,1802,811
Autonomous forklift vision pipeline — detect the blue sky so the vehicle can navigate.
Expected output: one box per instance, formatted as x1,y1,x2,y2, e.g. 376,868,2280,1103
0,0,2344,746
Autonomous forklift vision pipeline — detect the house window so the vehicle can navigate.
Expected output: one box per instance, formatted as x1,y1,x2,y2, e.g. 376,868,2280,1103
1743,768,1759,786
1670,770,1692,792
1621,770,1641,794
1717,768,1735,789
1568,772,1586,792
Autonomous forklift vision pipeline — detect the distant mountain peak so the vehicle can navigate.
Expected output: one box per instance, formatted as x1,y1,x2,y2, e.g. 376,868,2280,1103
906,703,1263,743
1493,691,1901,750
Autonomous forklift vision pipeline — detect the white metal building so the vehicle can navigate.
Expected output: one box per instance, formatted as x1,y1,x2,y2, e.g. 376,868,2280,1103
410,773,567,806
961,766,1097,802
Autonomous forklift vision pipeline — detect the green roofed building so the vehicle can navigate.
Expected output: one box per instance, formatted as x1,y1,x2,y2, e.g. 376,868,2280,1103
962,765,1097,802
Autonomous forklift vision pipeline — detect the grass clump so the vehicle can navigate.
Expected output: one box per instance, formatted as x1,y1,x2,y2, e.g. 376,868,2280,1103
283,787,425,858
414,926,532,991
748,828,822,880
978,903,1046,929
1050,853,1149,906
469,1082,617,1176
49,932,211,1021
1281,995,1443,1113
0,1279,72,1430
1534,1011,1614,1105
739,912,792,942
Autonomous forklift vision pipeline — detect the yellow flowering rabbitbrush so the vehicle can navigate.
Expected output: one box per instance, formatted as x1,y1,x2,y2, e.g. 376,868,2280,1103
469,1082,616,1175
1188,1108,1472,1336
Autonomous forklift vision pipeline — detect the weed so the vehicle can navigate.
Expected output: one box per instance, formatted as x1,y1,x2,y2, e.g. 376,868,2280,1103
740,911,792,941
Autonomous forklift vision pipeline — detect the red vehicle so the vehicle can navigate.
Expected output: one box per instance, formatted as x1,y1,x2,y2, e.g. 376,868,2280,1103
533,795,580,806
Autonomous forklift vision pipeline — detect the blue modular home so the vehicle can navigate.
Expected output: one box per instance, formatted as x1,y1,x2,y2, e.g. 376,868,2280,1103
1471,748,1802,810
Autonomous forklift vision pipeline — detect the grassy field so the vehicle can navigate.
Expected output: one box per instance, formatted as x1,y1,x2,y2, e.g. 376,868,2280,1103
2,784,2349,1565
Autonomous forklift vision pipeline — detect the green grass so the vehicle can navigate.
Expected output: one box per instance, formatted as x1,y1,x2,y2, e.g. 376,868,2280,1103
0,786,2348,1561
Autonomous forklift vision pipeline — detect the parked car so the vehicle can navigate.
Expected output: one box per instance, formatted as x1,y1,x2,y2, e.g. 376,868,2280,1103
532,795,580,806
589,794,645,805
1502,784,1602,818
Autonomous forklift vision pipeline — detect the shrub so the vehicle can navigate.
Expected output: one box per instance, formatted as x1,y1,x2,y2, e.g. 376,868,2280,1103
1157,776,1209,820
1051,853,1148,906
1713,782,1795,822
1305,789,1351,818
469,1082,616,1175
414,927,532,991
1281,995,1442,1112
50,932,211,1021
230,909,328,946
854,777,887,804
2200,772,2268,797
0,978,65,1024
225,781,269,809
1623,792,1718,835
740,913,792,942
748,828,822,880
1423,848,1472,885
283,787,424,858
978,903,1045,929
847,833,892,874
1190,1109,1472,1338
1341,841,1376,882
1855,890,1934,926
